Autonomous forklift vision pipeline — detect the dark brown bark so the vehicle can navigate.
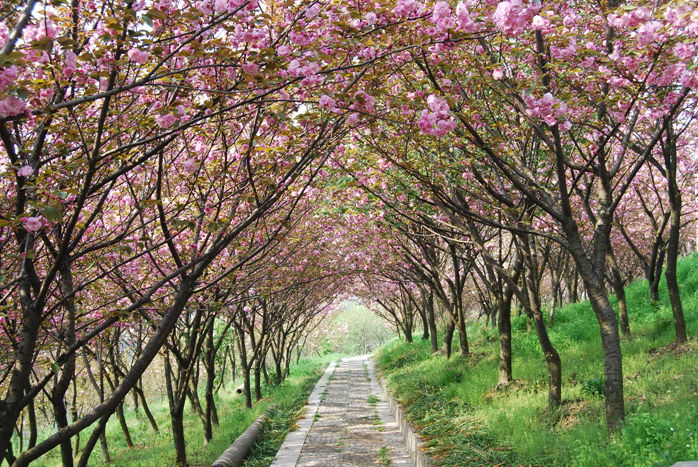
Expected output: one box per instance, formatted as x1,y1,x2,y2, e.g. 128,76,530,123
425,291,439,353
578,267,625,431
135,382,159,434
27,401,37,449
664,123,688,344
115,403,134,448
165,352,188,467
76,414,111,467
520,235,561,409
442,320,455,359
607,248,630,337
497,293,513,387
649,248,665,303
254,363,263,402
456,307,469,356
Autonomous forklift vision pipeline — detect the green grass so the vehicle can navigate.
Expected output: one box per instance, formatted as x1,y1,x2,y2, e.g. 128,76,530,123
378,445,391,466
375,254,698,466
23,354,338,467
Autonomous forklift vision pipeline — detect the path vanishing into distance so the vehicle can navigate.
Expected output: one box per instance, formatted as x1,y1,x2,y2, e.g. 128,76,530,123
271,355,414,467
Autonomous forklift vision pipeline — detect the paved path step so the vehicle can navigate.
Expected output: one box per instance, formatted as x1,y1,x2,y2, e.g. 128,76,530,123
271,355,413,467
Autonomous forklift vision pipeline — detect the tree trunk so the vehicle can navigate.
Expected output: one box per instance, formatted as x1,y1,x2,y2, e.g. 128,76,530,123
50,265,78,467
456,307,469,356
521,237,561,410
664,122,688,343
442,320,455,359
115,402,134,448
242,366,252,409
170,404,187,467
76,414,110,467
136,383,159,433
585,277,625,431
607,248,630,337
497,294,513,387
426,292,439,353
403,323,414,343
165,355,188,467
27,400,37,449
254,363,263,401
649,248,665,303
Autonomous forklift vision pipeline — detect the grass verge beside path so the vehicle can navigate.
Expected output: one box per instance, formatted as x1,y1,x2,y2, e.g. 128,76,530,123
242,368,324,466
375,254,698,466
28,354,337,467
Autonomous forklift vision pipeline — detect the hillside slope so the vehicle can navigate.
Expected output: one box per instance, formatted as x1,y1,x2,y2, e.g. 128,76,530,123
376,254,698,466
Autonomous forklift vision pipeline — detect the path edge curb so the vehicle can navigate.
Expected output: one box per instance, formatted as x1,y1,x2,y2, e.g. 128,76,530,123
374,361,434,467
269,360,337,466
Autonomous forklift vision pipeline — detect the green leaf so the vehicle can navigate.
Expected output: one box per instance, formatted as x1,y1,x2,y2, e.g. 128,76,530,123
43,205,63,222
31,37,54,51
147,8,167,20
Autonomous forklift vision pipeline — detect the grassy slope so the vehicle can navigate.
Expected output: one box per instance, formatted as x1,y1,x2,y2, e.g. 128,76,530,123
375,254,698,466
26,354,336,467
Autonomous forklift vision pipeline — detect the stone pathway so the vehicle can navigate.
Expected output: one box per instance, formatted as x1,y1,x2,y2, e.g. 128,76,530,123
271,355,413,467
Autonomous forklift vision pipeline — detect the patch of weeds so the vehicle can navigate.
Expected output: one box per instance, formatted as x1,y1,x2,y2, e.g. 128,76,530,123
367,394,379,405
581,376,604,398
377,446,391,466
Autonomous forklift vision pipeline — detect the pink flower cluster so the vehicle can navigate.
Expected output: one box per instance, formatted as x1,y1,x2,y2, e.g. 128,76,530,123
156,113,177,129
318,94,338,111
430,1,478,34
0,66,18,92
550,38,578,60
128,48,150,64
418,95,457,137
64,50,78,76
492,0,539,36
607,7,652,29
432,1,454,33
393,0,422,18
0,96,26,117
17,165,34,177
241,62,259,75
522,92,569,127
352,90,375,112
455,2,478,33
287,59,320,78
21,216,44,232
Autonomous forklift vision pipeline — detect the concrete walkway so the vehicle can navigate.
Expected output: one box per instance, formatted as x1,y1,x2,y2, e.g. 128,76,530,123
271,355,413,467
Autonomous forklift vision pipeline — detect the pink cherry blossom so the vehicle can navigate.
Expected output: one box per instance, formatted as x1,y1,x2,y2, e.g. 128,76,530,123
17,165,34,177
63,51,77,76
21,216,44,232
493,0,539,36
127,48,150,64
241,62,259,75
0,96,26,117
393,0,421,18
418,95,457,137
365,12,378,26
522,92,568,126
0,66,18,92
155,113,177,129
456,2,477,33
353,90,375,112
318,95,337,110
432,1,454,33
